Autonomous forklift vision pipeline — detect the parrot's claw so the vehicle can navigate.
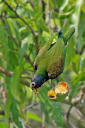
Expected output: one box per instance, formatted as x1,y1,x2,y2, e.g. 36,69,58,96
33,88,40,94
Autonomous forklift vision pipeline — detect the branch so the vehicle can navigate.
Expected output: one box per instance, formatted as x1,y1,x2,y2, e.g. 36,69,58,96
23,103,37,112
64,85,85,105
2,0,35,36
26,1,34,8
71,85,85,105
66,85,85,124
48,11,52,36
42,0,46,20
75,44,85,55
1,17,34,68
0,17,19,47
20,80,30,87
0,67,12,77
2,0,39,55
24,54,34,67
66,105,72,124
34,32,39,54
0,67,31,79
0,67,30,87
46,0,52,36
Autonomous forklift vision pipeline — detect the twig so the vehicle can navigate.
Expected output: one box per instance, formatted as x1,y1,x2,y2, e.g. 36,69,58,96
71,91,84,105
26,1,34,8
24,54,34,67
1,17,19,47
20,80,30,87
2,0,35,36
1,17,34,67
66,105,73,124
19,119,26,128
42,0,46,20
71,85,85,105
0,67,12,77
66,85,85,124
0,67,30,87
46,0,52,36
42,113,45,128
23,103,37,112
11,36,19,47
21,75,31,79
34,32,39,54
64,85,85,105
75,44,85,55
52,16,58,32
48,11,52,36
0,67,31,79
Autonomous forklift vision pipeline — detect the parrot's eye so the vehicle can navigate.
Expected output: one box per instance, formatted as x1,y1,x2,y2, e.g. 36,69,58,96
34,65,37,70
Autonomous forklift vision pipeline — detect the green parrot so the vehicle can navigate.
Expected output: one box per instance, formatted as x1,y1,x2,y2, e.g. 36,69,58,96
30,27,75,89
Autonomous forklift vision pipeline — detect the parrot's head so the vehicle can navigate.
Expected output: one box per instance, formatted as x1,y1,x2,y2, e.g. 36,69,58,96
30,72,49,89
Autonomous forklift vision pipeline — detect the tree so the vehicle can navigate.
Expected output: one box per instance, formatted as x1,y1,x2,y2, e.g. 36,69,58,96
0,0,85,128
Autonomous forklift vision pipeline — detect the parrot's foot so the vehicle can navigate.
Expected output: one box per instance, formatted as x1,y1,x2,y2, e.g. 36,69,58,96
33,88,40,94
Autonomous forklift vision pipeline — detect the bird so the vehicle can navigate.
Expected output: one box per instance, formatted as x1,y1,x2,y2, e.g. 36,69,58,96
30,27,75,89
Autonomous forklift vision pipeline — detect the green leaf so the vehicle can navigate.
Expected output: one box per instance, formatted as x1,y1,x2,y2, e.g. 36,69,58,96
69,82,82,103
60,0,69,12
64,38,75,70
69,69,85,102
5,90,12,128
72,0,84,37
0,19,18,70
0,22,8,60
7,19,21,47
53,9,74,19
76,19,85,51
19,42,28,60
0,122,6,128
26,112,42,122
72,69,85,85
10,65,23,101
11,100,22,128
51,102,63,127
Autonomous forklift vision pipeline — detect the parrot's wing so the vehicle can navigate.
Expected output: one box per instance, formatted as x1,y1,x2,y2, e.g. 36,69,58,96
34,44,48,69
47,56,64,78
47,39,66,79
34,38,57,69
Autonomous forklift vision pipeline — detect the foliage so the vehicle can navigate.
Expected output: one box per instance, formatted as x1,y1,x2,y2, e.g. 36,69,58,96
0,0,85,128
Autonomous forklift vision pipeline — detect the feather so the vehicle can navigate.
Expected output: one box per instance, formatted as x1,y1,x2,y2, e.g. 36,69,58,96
30,27,75,89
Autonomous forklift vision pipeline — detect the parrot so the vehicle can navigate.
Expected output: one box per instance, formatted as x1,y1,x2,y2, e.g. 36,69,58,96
30,27,75,89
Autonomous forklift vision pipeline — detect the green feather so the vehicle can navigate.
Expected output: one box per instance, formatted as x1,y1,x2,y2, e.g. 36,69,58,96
31,27,75,89
63,26,75,45
34,37,65,78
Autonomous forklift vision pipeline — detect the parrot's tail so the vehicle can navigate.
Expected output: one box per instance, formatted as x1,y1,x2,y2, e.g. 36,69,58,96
64,26,75,45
